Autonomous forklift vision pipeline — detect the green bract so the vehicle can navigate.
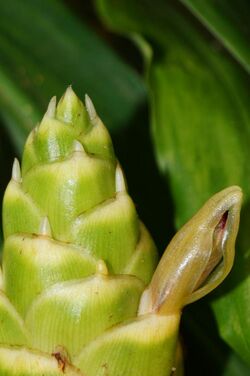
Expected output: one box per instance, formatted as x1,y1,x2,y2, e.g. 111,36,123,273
1,88,242,375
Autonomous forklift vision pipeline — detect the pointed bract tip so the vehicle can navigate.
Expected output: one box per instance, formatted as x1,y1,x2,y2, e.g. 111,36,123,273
96,260,108,276
45,96,57,118
115,163,127,193
63,85,78,101
85,94,97,122
72,140,86,154
39,217,52,237
12,158,22,183
56,86,86,125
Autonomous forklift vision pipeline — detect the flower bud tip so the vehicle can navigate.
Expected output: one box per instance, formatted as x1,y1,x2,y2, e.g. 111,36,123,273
139,186,242,315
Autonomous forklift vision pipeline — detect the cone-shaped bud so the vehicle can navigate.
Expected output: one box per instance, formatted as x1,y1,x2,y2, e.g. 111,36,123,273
139,186,242,315
1,88,243,376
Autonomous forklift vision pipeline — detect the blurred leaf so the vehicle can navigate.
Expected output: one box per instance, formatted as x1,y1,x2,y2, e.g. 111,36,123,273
96,0,250,368
0,0,146,153
183,303,250,375
222,352,250,376
180,0,250,74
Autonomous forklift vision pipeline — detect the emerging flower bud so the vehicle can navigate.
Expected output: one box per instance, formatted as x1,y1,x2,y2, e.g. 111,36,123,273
139,186,242,315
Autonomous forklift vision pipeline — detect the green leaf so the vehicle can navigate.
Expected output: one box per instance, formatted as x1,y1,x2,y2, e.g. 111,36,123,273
223,352,250,376
180,0,250,74
0,0,146,153
96,0,250,367
183,304,250,375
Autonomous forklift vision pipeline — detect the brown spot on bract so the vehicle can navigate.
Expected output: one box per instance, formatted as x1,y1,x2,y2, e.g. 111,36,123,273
52,350,67,373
